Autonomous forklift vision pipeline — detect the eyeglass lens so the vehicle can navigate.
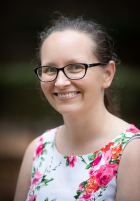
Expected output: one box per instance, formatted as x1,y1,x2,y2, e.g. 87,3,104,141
37,64,86,82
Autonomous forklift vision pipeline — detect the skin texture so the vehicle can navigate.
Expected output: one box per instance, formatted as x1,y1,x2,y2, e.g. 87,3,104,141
14,30,140,201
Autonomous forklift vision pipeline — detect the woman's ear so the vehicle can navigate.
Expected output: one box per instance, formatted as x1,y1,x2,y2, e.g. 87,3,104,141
102,61,116,89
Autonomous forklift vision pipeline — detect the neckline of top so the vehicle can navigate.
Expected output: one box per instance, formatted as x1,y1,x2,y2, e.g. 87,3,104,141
52,124,139,157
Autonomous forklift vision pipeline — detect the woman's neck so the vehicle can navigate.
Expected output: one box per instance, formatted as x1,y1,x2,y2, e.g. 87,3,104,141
55,103,114,156
63,104,109,142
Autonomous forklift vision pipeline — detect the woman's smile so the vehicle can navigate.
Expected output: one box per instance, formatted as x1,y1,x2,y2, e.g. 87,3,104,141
54,91,80,99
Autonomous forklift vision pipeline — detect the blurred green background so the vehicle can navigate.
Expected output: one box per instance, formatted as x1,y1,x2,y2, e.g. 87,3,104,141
0,1,140,200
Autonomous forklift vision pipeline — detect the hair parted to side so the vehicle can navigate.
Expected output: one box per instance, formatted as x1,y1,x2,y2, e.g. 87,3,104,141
37,15,121,117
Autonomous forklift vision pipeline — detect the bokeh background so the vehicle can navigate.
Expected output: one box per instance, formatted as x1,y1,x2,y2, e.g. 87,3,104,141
1,1,140,200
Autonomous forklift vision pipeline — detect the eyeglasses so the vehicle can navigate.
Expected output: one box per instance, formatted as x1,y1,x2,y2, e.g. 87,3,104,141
34,63,106,82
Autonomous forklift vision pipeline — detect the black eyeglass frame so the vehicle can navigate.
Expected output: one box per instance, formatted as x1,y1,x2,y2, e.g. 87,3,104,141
34,63,107,82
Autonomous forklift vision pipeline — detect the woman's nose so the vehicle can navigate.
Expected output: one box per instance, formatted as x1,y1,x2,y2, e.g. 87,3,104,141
54,71,71,88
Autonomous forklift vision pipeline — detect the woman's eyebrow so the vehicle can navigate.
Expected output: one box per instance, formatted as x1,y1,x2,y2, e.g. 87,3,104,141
41,58,83,67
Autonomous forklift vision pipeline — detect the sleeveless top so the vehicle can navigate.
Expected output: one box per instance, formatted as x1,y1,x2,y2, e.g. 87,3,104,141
26,125,140,201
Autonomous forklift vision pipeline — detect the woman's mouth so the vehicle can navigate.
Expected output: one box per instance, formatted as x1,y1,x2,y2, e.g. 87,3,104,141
54,92,79,98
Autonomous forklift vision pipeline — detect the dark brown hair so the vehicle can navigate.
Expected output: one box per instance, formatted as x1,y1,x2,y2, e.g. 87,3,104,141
37,16,121,116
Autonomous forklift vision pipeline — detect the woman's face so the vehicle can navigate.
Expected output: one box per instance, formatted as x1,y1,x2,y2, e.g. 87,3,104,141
40,30,109,116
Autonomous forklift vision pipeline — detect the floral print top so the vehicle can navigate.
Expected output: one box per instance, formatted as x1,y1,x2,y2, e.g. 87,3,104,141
26,125,140,201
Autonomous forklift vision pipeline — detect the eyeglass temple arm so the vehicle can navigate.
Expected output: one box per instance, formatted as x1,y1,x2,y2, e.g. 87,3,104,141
88,63,107,68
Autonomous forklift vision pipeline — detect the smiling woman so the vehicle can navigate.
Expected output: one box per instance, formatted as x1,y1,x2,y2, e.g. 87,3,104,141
14,15,140,201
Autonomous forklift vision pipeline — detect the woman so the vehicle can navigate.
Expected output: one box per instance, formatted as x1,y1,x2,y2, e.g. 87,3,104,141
14,16,140,201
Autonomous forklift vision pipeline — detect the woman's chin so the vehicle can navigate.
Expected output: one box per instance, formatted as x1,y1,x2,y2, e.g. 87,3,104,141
54,105,81,116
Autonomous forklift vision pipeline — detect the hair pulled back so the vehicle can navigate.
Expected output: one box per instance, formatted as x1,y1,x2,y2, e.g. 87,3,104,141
37,15,121,117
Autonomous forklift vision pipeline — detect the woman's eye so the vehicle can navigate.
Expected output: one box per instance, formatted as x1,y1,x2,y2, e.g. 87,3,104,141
43,67,56,73
72,65,83,70
47,68,56,72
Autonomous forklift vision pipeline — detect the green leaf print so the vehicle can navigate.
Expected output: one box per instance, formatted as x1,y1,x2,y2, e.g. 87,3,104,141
39,161,42,167
44,198,56,201
85,161,93,169
74,190,84,199
44,179,49,183
98,192,102,197
43,149,47,155
78,156,87,165
96,150,101,156
44,178,54,185
121,133,126,139
88,154,96,161
114,138,121,144
41,176,47,183
112,159,119,165
66,158,69,166
81,180,88,186
41,157,45,161
43,142,47,148
121,139,129,145
51,141,54,148
43,142,51,148
32,166,36,178
37,186,41,190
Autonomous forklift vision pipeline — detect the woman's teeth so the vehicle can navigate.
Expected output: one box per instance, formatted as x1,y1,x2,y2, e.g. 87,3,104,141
57,92,78,98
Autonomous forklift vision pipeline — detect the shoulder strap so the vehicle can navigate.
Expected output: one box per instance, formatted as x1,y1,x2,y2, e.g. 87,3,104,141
124,133,140,149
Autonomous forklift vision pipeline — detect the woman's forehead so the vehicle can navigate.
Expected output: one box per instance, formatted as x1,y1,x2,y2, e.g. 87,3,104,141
43,30,95,48
41,30,96,55
41,30,97,65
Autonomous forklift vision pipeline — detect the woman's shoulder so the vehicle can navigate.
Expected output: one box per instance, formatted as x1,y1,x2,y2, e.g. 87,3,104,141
14,136,41,201
109,114,139,138
28,126,60,156
41,126,60,141
14,126,61,201
116,126,140,200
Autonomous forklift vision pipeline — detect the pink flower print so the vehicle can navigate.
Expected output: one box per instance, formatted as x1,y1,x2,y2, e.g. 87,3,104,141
89,154,102,177
103,149,112,163
36,144,44,156
32,170,43,188
80,192,92,199
78,191,95,201
91,154,102,168
28,195,37,201
39,137,43,143
78,182,84,191
95,163,118,187
126,125,140,134
67,156,77,167
89,168,94,177
33,139,44,161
